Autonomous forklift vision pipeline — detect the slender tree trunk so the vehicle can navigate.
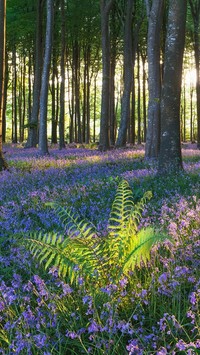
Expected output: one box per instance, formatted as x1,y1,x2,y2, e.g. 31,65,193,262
116,0,134,147
38,0,54,155
18,60,23,142
59,0,66,149
83,50,87,143
12,47,18,143
86,47,91,144
190,86,194,142
93,74,97,142
22,56,26,142
99,0,115,151
2,51,8,143
145,0,164,158
69,58,74,142
137,49,141,144
189,0,200,147
0,0,7,170
141,53,147,142
158,0,187,174
51,52,57,144
110,45,116,146
27,50,32,129
130,69,135,145
73,41,81,143
25,0,44,148
183,79,186,142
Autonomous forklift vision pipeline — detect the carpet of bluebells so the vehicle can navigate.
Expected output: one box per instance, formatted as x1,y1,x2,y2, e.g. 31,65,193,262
0,143,199,355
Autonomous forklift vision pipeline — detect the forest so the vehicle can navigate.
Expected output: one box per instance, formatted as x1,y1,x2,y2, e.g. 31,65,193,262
0,0,200,354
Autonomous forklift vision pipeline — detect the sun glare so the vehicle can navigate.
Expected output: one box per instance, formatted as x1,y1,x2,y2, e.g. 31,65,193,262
184,68,197,86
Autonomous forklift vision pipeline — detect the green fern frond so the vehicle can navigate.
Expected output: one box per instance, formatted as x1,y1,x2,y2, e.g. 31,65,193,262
21,180,169,287
126,190,153,235
108,179,134,236
23,231,102,283
48,203,98,242
121,227,167,273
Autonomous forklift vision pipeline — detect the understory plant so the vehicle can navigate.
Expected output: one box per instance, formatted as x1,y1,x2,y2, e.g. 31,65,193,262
21,179,167,286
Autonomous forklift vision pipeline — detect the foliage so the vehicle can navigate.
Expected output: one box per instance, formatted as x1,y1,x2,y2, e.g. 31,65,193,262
0,146,200,353
21,179,166,286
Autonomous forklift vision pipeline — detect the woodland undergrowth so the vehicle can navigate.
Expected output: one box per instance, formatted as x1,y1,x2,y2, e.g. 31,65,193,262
0,144,199,354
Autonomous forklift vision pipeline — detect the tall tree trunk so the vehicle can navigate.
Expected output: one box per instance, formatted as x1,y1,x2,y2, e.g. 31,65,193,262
83,50,87,143
99,0,115,151
145,0,164,158
86,47,91,144
22,56,26,142
137,48,141,144
190,86,194,142
27,50,32,130
51,51,57,144
0,0,7,170
130,70,136,145
189,0,200,148
25,0,44,148
110,43,116,146
158,0,187,174
182,78,186,142
141,53,147,142
38,0,54,155
93,74,97,142
2,51,8,143
73,41,81,143
116,0,134,147
59,0,66,149
12,47,17,143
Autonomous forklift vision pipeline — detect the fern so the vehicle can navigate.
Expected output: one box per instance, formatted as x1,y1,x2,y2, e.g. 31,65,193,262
21,179,169,286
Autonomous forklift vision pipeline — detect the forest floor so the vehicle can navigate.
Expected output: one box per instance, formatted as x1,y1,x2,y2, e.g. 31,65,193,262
0,143,200,354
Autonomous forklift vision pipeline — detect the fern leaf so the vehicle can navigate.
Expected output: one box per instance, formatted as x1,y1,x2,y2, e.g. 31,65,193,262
122,227,167,273
49,204,98,243
108,179,134,236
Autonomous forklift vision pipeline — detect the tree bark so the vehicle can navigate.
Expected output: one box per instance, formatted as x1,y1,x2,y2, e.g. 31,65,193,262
99,0,115,151
12,47,17,143
145,0,164,158
25,0,44,148
116,0,134,147
189,0,200,148
158,0,187,174
0,0,7,170
59,0,66,149
38,0,54,155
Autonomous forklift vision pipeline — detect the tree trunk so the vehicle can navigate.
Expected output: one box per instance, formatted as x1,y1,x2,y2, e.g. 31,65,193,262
0,0,7,170
116,0,134,147
93,74,97,142
190,86,194,142
137,48,141,144
38,0,54,155
2,51,8,143
86,47,91,144
141,53,147,142
145,0,164,158
110,42,116,146
59,0,66,149
189,0,200,147
12,47,17,143
130,70,136,145
73,41,81,143
51,51,57,144
25,0,44,148
99,0,115,151
158,0,187,174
